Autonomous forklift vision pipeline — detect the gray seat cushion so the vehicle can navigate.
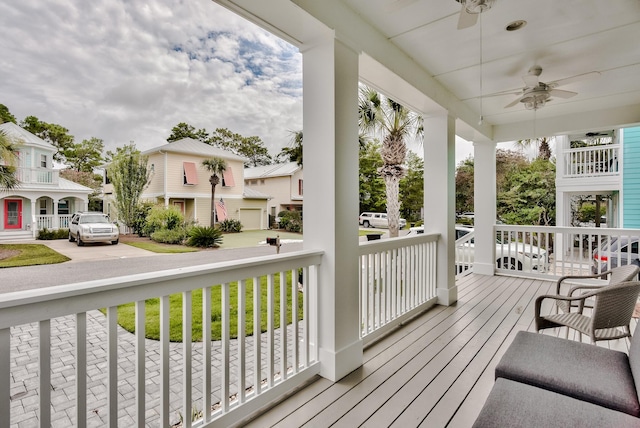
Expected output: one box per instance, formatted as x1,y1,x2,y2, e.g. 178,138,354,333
495,331,640,416
473,378,640,428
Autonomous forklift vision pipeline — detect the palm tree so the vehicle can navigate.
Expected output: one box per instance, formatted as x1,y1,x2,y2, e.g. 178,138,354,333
358,86,422,238
277,130,303,166
0,129,19,190
202,157,227,227
514,137,553,160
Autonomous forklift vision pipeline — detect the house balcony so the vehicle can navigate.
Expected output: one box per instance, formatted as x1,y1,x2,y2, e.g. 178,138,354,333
558,144,621,191
2,226,637,427
15,167,60,185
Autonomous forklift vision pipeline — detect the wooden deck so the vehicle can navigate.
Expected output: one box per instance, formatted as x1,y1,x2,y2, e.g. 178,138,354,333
242,273,635,428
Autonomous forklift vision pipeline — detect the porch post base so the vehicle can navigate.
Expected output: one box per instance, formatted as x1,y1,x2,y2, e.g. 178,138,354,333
319,339,363,382
473,262,495,276
437,285,458,306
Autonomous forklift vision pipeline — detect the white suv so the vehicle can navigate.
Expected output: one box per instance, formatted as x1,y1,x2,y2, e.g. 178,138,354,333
359,212,407,229
69,212,119,246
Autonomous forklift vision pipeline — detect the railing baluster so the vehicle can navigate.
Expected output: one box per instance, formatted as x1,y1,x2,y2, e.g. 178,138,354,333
253,277,262,395
135,301,145,427
76,313,87,428
291,269,299,374
302,268,309,368
221,282,230,413
39,320,51,427
237,280,246,403
160,295,170,427
202,287,212,422
267,274,275,388
182,291,192,427
280,271,287,381
106,306,118,428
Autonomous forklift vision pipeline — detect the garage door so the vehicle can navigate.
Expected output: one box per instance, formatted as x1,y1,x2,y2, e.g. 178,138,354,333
239,208,262,230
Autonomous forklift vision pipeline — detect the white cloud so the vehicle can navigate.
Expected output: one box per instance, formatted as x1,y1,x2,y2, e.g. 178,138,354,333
0,0,303,155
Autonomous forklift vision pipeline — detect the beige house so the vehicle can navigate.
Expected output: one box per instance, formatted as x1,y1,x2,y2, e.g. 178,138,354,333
244,162,303,222
104,138,270,230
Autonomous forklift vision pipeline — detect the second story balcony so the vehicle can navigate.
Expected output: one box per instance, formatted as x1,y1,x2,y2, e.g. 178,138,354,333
15,167,60,185
562,144,620,179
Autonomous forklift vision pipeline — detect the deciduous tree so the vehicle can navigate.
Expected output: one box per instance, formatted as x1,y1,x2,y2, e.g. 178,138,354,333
167,122,209,143
20,116,74,161
64,137,104,172
107,144,151,229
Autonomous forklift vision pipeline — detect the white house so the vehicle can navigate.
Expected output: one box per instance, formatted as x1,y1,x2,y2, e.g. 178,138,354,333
0,122,93,240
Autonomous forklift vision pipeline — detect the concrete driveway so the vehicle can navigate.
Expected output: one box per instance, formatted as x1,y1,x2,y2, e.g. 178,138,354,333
38,239,157,262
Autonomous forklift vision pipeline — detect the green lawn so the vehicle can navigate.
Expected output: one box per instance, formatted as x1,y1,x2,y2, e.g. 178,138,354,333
111,271,303,342
124,240,198,253
0,244,70,268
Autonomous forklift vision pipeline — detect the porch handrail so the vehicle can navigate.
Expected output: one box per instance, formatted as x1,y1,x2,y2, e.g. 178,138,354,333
358,233,439,345
494,224,640,280
0,250,323,427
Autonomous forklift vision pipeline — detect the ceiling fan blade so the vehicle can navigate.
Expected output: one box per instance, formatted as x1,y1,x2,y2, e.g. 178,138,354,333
504,97,523,109
457,6,478,29
548,89,577,99
548,71,601,88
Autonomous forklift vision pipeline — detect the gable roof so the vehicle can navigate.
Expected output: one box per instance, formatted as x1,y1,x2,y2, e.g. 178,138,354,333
142,138,248,162
244,162,301,180
0,122,55,151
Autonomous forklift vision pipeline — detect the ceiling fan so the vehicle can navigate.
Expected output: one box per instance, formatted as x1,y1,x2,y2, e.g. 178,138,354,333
456,0,496,29
500,65,600,110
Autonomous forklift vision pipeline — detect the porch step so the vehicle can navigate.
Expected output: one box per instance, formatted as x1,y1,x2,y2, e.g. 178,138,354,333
0,231,34,242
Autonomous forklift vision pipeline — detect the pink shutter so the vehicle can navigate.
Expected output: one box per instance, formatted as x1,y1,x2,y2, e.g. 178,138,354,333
222,167,235,187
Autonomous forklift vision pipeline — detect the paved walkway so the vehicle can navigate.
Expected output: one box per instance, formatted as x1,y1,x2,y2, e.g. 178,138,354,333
10,310,299,427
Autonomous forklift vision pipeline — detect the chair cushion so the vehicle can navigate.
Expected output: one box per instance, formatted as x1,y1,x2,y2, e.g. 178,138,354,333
473,378,640,428
629,323,640,401
495,331,640,416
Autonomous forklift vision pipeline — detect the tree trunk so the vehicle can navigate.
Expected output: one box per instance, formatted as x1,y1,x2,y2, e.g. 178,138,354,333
209,175,218,227
384,174,401,238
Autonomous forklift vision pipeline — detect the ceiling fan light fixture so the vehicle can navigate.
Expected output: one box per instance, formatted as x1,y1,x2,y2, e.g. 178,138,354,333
466,0,495,14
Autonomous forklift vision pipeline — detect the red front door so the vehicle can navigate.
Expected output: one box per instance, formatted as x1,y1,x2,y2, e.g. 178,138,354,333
4,199,22,229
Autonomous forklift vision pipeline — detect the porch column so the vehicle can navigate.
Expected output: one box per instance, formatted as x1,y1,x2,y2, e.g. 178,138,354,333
52,197,60,229
473,141,497,275
29,198,37,237
555,135,569,254
423,114,457,305
302,33,362,381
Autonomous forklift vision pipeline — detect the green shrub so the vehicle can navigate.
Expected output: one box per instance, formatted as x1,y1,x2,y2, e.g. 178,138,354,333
132,202,155,236
219,219,243,233
37,228,69,240
277,210,303,233
143,205,185,236
186,226,223,248
150,227,189,244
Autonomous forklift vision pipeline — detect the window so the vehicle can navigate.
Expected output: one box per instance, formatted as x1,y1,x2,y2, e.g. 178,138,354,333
40,154,47,168
58,199,69,215
298,179,303,196
39,199,47,215
183,162,198,185
222,167,235,187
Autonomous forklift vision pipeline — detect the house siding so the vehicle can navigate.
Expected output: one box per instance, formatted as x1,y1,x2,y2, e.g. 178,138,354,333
623,127,640,228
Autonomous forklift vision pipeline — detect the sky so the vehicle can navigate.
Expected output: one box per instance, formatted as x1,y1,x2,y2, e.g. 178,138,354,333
0,0,517,165
0,0,303,156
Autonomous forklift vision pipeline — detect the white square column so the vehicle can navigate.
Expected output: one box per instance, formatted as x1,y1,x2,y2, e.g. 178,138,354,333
423,114,457,305
473,141,497,275
302,35,362,381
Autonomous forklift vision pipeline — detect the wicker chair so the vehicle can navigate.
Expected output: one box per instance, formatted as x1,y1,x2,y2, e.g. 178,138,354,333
535,280,640,343
554,264,640,314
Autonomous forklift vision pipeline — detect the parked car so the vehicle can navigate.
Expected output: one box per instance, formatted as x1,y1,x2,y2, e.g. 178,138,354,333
457,212,475,220
408,225,548,272
592,236,639,274
68,212,119,246
359,212,407,229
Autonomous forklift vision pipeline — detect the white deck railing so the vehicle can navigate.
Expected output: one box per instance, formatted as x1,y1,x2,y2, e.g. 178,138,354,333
494,224,640,279
0,250,322,427
35,214,71,230
358,233,439,344
15,167,59,185
455,230,475,278
563,144,620,178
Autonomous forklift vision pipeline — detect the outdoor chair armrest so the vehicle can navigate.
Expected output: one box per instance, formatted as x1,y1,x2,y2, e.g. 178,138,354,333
535,292,599,318
555,271,611,294
568,284,606,297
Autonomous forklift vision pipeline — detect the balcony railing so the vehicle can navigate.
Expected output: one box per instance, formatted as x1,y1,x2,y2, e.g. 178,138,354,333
495,224,640,279
1,250,322,427
15,167,59,185
562,144,620,178
36,214,71,230
359,233,439,344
